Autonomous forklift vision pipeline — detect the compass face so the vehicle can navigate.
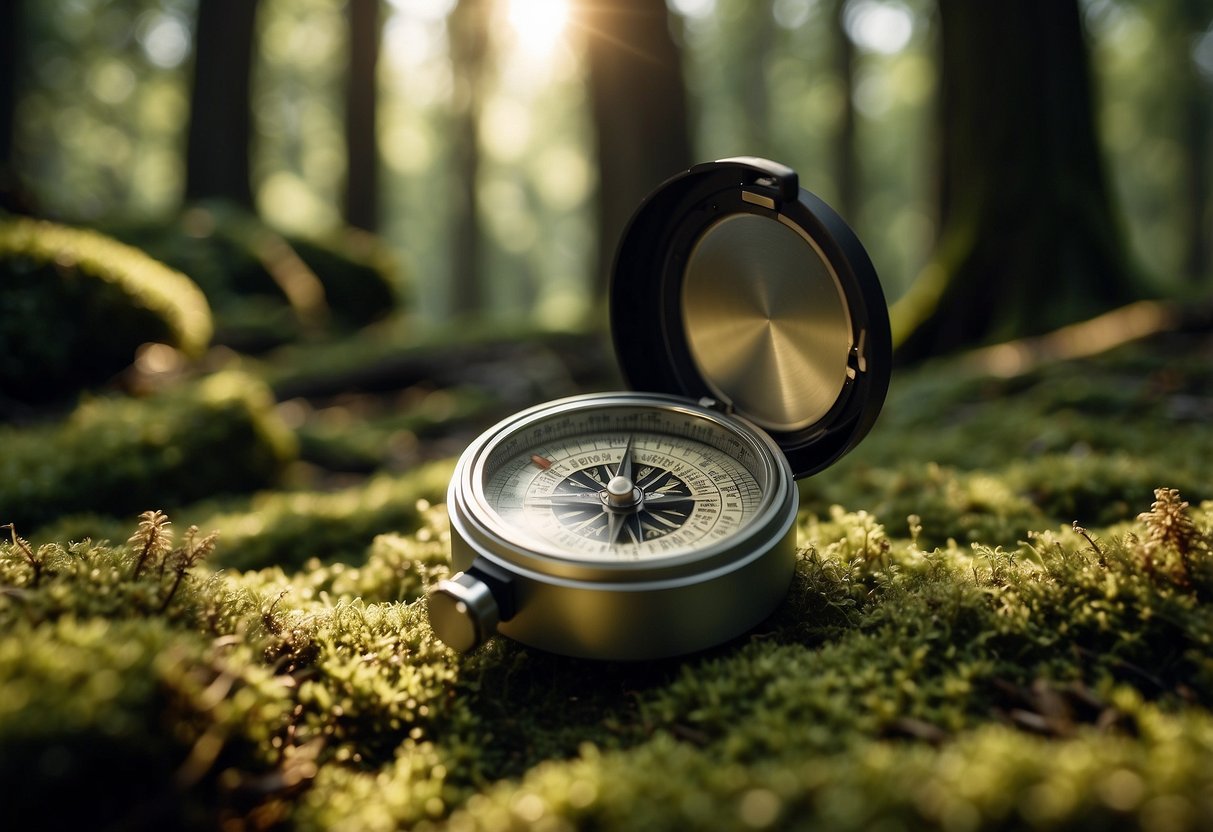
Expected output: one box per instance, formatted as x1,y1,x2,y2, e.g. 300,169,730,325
472,402,780,563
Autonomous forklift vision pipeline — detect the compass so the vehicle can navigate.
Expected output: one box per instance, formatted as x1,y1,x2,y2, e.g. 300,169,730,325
428,158,891,659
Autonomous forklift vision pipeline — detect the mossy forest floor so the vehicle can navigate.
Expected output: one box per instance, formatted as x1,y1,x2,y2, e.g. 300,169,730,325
3,322,1213,831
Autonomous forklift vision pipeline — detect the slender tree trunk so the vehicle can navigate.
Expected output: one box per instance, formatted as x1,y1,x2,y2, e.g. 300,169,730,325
345,0,380,232
581,0,692,297
1179,84,1211,285
723,0,775,155
831,0,857,218
895,0,1141,362
447,0,489,316
184,0,259,208
1174,0,1211,284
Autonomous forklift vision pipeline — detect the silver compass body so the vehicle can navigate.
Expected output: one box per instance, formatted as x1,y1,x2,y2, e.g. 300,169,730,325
429,158,891,660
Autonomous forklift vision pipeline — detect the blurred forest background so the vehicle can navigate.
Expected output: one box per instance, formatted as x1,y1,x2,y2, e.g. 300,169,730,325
7,4,1213,829
2,0,1210,349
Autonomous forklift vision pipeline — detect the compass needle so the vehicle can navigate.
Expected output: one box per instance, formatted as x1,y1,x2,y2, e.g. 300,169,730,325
606,510,624,546
616,434,635,482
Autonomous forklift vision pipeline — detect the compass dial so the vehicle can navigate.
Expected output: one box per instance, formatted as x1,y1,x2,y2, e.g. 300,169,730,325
471,403,779,564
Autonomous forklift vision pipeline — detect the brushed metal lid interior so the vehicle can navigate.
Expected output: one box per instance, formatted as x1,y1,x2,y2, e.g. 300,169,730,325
680,212,852,433
609,157,890,479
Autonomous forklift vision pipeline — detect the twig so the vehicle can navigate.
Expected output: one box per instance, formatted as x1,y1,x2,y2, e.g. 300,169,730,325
1072,522,1106,569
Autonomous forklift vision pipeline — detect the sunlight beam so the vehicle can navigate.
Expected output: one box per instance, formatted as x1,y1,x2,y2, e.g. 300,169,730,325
505,0,570,55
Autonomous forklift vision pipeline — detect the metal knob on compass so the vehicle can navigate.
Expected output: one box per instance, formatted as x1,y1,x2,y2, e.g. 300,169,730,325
428,571,500,652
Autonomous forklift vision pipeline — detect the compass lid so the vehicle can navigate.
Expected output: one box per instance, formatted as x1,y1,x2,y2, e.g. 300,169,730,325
609,157,892,479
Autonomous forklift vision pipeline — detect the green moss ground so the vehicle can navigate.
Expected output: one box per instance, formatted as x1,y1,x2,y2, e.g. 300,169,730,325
2,328,1212,830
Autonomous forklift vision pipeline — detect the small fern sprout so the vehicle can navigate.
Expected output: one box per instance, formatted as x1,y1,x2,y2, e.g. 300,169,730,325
158,525,219,613
129,510,173,579
1137,488,1202,584
3,523,41,586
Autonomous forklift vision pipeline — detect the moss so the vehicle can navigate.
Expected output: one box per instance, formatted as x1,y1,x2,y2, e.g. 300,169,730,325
0,217,212,400
5,331,1213,829
3,491,1213,830
434,703,1213,832
0,371,296,530
803,336,1213,548
294,386,497,473
0,523,299,830
105,203,401,350
188,460,453,572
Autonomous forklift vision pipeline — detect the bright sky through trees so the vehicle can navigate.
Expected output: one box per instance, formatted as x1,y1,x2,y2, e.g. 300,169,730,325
506,0,571,55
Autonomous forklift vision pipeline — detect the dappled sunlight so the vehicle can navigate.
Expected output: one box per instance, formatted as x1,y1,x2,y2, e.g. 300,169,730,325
844,0,915,54
965,301,1179,378
505,0,571,56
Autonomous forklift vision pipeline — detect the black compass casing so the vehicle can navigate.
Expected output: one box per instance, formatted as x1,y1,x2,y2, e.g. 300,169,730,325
610,156,891,479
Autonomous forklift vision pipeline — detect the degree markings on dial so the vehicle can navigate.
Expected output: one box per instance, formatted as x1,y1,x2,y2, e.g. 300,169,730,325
487,425,763,561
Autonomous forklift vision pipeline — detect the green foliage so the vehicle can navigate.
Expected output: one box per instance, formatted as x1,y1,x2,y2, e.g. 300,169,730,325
0,371,296,530
3,482,1213,829
106,203,402,350
0,217,212,400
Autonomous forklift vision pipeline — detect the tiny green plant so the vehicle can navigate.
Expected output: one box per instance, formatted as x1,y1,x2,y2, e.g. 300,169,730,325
2,523,41,586
1136,487,1204,586
129,509,173,579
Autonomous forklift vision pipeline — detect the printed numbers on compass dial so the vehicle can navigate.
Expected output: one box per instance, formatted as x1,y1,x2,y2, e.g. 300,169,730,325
483,430,764,562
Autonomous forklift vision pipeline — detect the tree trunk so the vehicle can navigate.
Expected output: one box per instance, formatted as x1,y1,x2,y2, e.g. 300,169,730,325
1172,0,1211,285
831,0,858,218
718,0,775,155
894,0,1141,362
0,0,23,212
184,0,259,208
581,0,692,297
447,0,489,316
345,0,380,232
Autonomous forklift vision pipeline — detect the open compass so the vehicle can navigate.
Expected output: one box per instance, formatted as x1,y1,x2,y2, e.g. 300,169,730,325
429,158,891,659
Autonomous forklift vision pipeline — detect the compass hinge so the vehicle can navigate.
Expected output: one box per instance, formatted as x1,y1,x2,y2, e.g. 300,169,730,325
698,396,735,416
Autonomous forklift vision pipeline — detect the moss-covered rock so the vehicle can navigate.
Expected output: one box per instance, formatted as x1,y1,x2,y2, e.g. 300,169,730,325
0,371,296,531
105,203,402,350
0,217,212,401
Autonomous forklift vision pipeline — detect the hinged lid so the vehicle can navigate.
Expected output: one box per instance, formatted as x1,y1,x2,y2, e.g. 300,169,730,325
609,157,891,478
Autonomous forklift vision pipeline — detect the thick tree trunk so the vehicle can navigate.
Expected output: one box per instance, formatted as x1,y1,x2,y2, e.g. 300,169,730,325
345,0,380,232
895,0,1141,362
184,0,259,208
0,0,24,212
581,0,692,297
447,0,489,316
